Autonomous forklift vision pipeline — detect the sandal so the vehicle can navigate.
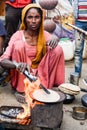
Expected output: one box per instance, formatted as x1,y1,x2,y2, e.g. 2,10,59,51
14,92,26,104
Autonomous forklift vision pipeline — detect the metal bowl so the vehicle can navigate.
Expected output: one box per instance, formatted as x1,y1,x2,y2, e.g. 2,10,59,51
63,94,75,104
72,106,87,120
81,94,87,107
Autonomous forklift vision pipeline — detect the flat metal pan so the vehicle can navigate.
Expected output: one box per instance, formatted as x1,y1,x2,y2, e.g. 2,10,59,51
32,89,65,103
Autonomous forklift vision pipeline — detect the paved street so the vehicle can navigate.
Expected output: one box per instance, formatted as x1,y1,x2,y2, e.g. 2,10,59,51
60,59,87,130
0,59,87,130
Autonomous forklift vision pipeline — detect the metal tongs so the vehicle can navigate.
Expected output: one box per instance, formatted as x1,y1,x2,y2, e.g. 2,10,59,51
24,70,50,94
13,61,50,94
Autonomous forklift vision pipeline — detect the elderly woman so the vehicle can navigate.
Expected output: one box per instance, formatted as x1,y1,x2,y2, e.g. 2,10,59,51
0,4,65,100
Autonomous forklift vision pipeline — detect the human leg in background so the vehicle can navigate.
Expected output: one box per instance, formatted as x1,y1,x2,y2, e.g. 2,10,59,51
0,37,8,86
0,125,5,130
73,21,87,77
74,31,84,77
4,4,22,49
0,19,6,55
0,19,8,86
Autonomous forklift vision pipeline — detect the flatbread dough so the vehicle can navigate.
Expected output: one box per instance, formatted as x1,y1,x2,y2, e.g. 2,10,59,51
32,89,60,103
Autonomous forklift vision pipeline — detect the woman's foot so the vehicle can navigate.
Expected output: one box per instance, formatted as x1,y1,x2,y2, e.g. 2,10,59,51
14,91,26,104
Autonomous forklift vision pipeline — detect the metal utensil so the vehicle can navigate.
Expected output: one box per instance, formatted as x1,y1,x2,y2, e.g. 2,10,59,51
13,61,50,94
24,70,50,94
72,106,87,120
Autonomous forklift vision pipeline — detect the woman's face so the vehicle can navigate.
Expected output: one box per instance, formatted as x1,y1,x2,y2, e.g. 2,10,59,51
25,8,42,31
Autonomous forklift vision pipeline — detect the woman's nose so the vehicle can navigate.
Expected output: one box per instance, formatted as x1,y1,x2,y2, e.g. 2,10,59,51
32,18,36,22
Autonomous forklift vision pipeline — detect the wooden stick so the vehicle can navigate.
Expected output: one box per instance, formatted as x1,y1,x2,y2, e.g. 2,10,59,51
65,22,87,35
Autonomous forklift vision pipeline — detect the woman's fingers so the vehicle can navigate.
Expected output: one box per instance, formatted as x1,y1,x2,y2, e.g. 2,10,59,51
17,63,30,73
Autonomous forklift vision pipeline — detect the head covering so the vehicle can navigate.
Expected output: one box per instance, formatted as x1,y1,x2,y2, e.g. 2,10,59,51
20,3,46,69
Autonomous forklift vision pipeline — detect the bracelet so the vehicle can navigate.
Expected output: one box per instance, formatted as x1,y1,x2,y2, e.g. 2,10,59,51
13,61,19,69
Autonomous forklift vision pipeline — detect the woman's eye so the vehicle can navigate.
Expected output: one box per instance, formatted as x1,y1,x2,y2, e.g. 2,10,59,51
27,16,32,19
27,16,40,19
35,16,40,19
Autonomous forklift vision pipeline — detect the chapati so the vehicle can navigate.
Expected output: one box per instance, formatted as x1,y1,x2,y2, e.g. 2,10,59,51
59,83,80,91
59,87,80,95
58,83,80,95
32,89,60,103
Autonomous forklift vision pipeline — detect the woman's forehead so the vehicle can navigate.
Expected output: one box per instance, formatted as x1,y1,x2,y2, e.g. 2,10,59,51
27,8,40,14
26,10,40,17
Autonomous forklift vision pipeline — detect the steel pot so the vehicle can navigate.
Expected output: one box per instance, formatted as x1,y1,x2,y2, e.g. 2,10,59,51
72,106,87,120
39,0,58,10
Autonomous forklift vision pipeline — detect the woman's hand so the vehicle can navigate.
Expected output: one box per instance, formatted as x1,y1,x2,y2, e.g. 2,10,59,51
17,62,31,74
47,35,59,49
13,61,34,75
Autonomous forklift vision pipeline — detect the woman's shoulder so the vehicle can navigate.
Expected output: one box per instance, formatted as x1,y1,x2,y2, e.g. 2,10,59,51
13,30,23,36
11,30,24,39
9,30,24,44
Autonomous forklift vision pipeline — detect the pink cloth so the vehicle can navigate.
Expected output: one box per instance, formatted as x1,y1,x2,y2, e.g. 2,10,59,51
0,30,65,92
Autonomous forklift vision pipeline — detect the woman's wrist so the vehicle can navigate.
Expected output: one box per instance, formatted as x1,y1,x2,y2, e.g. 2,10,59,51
13,61,18,69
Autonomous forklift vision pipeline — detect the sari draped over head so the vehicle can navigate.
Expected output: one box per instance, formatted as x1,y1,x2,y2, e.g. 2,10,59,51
20,3,46,69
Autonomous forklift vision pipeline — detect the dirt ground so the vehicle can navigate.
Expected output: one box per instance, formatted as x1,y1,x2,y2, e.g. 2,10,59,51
0,59,87,130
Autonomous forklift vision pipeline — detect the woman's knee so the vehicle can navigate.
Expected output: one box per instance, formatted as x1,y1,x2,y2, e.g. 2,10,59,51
52,45,64,56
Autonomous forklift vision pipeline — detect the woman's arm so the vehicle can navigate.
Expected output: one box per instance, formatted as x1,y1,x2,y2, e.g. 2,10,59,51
44,31,59,48
0,59,16,69
0,59,32,75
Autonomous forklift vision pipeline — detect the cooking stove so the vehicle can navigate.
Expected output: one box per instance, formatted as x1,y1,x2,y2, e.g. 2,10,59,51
0,91,65,130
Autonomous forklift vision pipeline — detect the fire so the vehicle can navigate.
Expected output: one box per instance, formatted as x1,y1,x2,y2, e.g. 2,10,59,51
24,77,40,107
17,104,31,125
17,105,30,119
17,77,41,123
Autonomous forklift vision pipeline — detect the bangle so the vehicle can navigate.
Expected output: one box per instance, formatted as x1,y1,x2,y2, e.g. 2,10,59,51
13,61,18,69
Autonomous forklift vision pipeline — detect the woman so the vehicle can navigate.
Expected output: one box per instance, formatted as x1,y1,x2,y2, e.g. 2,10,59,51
0,4,65,94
